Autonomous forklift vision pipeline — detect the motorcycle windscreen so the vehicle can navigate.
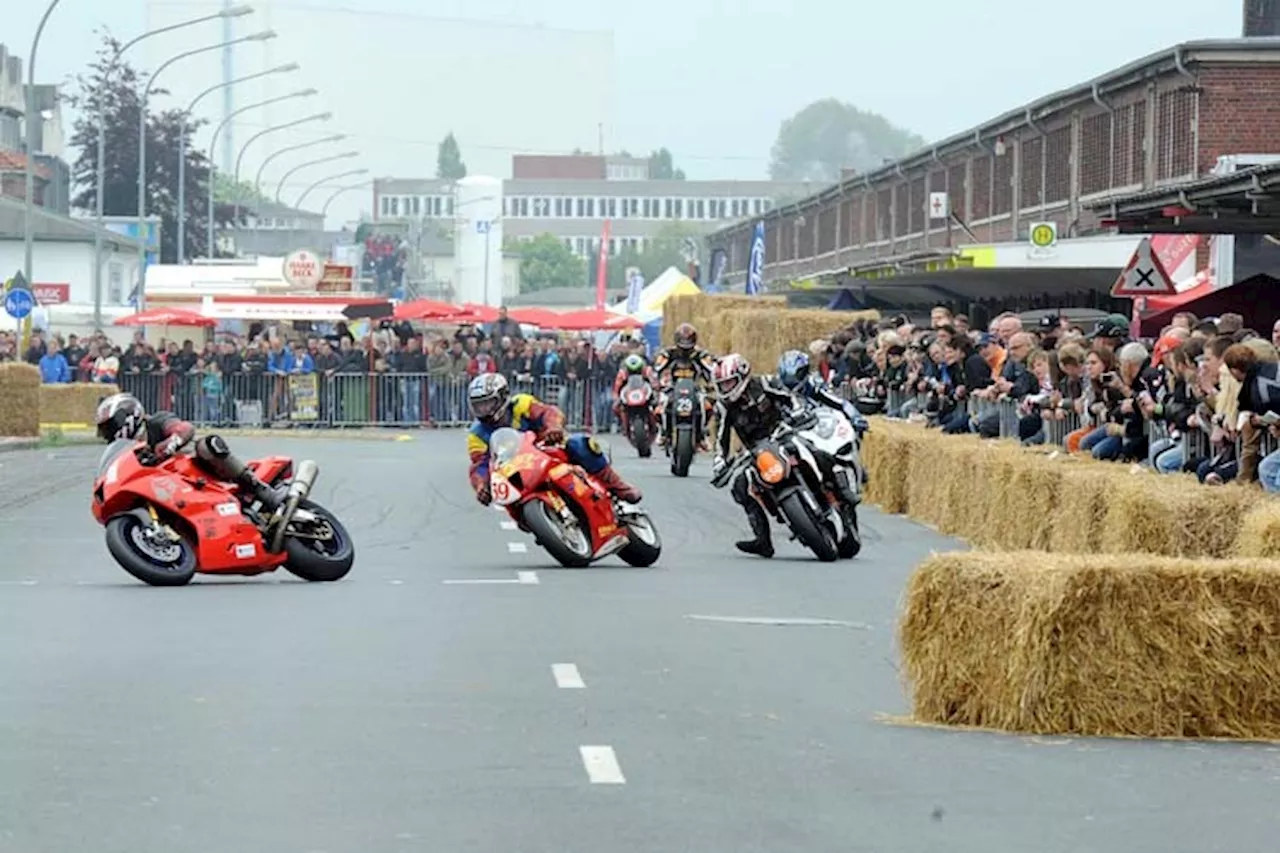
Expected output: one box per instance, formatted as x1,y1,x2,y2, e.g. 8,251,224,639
622,376,650,405
489,428,524,463
97,438,136,479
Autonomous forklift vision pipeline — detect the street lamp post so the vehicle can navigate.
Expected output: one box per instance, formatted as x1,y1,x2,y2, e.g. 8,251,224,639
231,112,333,222
205,88,317,257
92,4,254,328
294,168,368,210
177,62,299,263
320,179,372,217
252,134,345,199
22,0,62,297
274,152,358,204
135,30,276,309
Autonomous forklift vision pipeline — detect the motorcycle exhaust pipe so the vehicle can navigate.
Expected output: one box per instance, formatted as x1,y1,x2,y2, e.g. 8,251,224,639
268,460,319,553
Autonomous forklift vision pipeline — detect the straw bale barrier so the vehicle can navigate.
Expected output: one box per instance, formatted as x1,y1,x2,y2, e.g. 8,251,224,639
40,383,117,427
899,551,1280,739
0,363,41,437
861,418,1265,559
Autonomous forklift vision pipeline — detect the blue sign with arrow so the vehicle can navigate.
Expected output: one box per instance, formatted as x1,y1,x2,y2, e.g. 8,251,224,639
4,287,34,320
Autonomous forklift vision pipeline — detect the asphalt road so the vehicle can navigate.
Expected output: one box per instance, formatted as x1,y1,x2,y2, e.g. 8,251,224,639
1,433,1277,853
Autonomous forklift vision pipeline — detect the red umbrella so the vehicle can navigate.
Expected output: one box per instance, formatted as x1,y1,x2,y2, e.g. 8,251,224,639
393,298,462,322
459,303,501,323
114,307,215,328
547,309,644,331
507,307,564,327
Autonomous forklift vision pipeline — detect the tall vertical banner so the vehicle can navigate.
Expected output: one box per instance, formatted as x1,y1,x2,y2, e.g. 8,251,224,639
595,219,612,310
709,249,728,292
626,267,644,314
746,221,766,295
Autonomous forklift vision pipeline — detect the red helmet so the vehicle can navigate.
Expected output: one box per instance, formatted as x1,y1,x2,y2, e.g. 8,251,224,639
712,354,751,402
674,323,698,351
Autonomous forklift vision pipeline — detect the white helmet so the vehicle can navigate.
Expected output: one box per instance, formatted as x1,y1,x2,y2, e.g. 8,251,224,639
95,393,147,442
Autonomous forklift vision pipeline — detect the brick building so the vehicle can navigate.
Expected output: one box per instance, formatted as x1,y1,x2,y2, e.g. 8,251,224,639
706,38,1280,289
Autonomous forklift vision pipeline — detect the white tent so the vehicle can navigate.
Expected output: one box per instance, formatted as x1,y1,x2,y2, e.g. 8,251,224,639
607,266,700,315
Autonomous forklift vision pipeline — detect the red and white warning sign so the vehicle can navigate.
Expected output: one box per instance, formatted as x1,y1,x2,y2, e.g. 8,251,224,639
1111,236,1178,298
282,249,324,289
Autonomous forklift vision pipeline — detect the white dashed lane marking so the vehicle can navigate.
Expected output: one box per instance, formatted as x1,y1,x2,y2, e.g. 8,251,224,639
517,571,539,585
552,663,585,689
442,571,539,585
579,746,626,784
507,542,528,554
500,520,518,531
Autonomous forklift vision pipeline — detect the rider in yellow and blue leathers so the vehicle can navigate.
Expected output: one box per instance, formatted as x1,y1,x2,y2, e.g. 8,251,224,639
466,372,642,505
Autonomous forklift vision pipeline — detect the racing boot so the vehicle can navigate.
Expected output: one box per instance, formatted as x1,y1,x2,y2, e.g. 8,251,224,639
197,435,282,511
735,504,774,558
596,464,643,503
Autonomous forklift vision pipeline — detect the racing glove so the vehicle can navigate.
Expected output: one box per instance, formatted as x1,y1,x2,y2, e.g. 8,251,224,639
476,483,492,506
542,427,566,446
156,434,185,460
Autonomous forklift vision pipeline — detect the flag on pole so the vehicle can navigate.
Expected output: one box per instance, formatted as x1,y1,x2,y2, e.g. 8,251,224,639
626,268,644,314
746,221,766,295
595,219,612,310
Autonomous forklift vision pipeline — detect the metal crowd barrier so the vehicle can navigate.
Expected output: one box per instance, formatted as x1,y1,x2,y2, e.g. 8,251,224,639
114,373,618,432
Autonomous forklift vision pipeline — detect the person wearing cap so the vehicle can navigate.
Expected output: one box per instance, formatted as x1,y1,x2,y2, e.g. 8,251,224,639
1087,314,1130,350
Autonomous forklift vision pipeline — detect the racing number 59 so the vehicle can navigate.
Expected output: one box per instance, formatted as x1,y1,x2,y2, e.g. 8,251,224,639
492,478,512,503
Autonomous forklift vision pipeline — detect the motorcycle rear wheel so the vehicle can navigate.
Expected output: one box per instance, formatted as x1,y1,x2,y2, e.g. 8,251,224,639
104,512,197,587
779,493,839,562
284,500,355,582
523,500,593,568
618,512,662,567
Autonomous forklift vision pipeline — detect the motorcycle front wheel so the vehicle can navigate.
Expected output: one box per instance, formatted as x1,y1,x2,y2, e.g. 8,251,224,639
779,493,839,562
837,503,862,559
523,499,593,568
283,500,355,582
671,428,695,477
630,415,652,458
104,512,197,587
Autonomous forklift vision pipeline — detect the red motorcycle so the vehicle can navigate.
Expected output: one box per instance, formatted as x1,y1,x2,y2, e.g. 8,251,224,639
487,427,662,568
91,438,355,586
618,375,658,458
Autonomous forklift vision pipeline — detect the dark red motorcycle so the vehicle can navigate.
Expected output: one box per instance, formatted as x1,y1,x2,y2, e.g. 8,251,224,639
618,374,658,458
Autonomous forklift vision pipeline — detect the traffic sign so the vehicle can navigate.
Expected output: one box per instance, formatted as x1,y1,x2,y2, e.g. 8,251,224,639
282,249,323,289
1111,236,1178,298
929,192,949,220
4,287,35,320
475,219,492,234
1029,221,1057,250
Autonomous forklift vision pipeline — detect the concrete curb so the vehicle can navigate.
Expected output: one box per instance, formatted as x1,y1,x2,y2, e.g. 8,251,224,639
213,429,417,442
0,438,39,455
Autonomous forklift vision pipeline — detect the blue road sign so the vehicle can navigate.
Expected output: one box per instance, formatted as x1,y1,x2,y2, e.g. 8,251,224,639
4,287,34,320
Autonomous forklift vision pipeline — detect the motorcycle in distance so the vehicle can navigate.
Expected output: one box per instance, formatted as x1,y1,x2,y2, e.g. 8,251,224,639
487,427,662,568
664,377,704,477
91,438,355,586
619,374,658,458
711,408,862,562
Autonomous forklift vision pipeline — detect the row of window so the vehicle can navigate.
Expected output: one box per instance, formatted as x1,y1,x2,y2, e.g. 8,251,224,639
244,216,319,230
377,193,774,222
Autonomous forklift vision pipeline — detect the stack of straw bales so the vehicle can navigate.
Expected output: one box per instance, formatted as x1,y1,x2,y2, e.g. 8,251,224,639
900,551,1280,739
40,383,117,427
861,418,1269,559
0,363,40,437
660,293,879,368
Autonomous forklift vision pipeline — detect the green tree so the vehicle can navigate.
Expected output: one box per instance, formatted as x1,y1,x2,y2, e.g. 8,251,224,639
437,132,467,180
648,147,686,180
67,33,240,262
607,221,700,290
516,233,586,293
212,173,270,206
769,98,926,182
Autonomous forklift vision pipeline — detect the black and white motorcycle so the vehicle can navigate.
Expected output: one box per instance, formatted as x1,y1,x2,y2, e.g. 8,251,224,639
713,406,863,562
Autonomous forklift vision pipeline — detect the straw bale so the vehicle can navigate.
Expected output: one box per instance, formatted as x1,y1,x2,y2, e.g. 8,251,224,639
0,363,40,437
861,422,912,514
900,551,1280,739
1099,474,1254,559
1235,502,1280,559
39,383,117,427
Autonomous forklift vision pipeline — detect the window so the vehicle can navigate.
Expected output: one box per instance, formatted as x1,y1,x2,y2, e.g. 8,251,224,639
607,197,617,218
609,238,618,256
390,197,400,216
380,196,390,216
411,196,421,216
503,198,511,216
564,238,573,251
446,196,454,215
534,197,549,217
575,237,587,255
586,198,596,218
629,198,638,216
663,198,672,218
753,199,763,215
576,198,585,217
554,198,563,217
695,199,705,219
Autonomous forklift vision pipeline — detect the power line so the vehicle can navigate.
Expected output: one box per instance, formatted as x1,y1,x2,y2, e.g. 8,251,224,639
147,0,611,36
216,119,770,165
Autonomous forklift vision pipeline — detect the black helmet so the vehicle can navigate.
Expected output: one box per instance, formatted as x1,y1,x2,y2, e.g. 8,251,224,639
95,393,146,442
674,323,697,351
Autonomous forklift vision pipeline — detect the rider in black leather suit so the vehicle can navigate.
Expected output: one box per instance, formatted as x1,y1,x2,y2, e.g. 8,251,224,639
710,353,798,559
652,322,717,448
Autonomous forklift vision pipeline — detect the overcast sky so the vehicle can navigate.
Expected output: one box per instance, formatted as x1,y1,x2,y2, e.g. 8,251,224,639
8,0,1243,230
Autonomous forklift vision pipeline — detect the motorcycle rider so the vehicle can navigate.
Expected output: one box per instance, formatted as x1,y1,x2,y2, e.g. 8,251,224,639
710,353,802,559
775,349,871,434
466,372,642,505
611,353,660,436
94,392,281,510
652,322,716,449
